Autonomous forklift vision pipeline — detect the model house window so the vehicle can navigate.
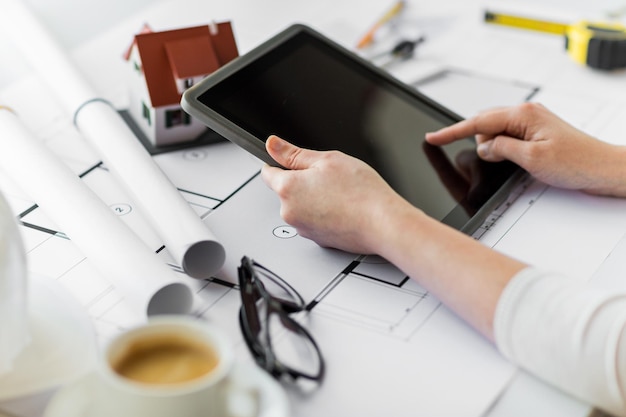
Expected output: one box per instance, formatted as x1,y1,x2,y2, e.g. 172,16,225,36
142,102,151,126
165,109,191,128
174,77,196,94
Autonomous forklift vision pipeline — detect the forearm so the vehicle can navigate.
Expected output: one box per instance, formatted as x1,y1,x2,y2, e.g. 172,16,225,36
372,198,526,340
374,203,626,414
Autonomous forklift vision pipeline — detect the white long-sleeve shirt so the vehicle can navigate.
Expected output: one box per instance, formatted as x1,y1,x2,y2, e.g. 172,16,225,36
494,267,626,416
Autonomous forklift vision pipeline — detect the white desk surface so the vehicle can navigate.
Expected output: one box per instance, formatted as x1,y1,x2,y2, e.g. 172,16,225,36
1,0,625,416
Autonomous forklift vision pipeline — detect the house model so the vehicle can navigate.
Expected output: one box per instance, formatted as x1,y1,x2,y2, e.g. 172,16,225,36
123,22,239,147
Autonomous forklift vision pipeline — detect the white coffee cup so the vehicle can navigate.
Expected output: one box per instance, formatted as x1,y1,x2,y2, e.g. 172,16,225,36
91,316,286,417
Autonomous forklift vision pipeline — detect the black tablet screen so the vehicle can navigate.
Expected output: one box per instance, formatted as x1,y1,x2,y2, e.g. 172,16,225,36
197,31,518,228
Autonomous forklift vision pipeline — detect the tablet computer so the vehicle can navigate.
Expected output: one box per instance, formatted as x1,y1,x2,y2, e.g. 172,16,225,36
181,24,524,234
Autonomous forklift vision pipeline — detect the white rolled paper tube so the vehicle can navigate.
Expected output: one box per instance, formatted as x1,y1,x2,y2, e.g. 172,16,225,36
0,0,225,278
0,167,29,376
74,100,226,277
0,107,193,317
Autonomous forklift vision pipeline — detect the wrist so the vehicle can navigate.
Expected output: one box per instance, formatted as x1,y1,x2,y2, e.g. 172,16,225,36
586,143,626,197
369,194,428,261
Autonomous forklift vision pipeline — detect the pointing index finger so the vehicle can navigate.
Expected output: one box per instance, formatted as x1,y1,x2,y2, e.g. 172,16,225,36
425,119,480,145
425,108,516,145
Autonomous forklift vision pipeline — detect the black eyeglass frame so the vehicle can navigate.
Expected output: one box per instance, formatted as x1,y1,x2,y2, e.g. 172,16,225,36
237,256,325,383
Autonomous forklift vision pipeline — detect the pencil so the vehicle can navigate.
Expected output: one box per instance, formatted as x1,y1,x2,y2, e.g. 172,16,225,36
356,0,406,49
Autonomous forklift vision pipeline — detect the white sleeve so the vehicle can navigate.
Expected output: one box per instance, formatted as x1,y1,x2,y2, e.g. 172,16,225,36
494,267,626,416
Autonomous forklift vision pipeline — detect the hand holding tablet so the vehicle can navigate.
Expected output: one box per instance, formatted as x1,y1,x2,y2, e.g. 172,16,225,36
182,24,523,234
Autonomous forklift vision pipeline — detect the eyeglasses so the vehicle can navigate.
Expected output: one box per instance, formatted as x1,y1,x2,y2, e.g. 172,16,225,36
237,256,325,384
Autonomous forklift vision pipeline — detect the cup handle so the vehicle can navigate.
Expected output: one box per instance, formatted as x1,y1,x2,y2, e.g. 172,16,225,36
223,362,289,417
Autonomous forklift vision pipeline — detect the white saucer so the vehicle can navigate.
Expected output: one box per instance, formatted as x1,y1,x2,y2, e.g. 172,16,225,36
44,362,290,417
0,272,97,401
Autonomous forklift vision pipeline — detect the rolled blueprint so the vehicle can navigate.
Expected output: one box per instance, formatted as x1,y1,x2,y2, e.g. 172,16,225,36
0,107,193,317
0,0,225,278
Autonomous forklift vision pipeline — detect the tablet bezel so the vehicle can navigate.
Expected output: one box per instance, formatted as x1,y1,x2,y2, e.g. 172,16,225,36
181,24,525,234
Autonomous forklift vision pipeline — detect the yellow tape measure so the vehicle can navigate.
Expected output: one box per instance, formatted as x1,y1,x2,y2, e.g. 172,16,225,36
484,11,626,70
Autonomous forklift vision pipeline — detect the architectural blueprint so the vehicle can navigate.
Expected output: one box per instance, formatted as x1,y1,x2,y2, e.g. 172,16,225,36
1,0,626,416
0,67,544,417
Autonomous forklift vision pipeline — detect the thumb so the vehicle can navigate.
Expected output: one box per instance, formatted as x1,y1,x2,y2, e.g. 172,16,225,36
477,135,527,164
266,135,320,170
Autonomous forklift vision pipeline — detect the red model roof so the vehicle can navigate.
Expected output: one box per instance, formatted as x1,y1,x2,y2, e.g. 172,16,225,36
127,23,238,107
165,35,218,79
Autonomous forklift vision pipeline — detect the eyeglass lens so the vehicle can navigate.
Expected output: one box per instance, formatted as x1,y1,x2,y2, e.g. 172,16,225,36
260,301,323,379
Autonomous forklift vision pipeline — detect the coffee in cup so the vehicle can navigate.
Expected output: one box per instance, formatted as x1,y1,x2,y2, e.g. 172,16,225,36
110,332,218,385
89,316,276,417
